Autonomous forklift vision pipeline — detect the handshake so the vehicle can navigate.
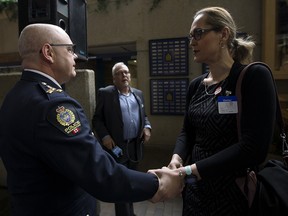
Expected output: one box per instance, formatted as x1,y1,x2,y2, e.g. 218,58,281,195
148,154,196,203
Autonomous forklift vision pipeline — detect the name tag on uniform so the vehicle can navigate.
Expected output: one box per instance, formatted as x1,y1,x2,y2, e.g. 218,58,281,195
217,96,238,114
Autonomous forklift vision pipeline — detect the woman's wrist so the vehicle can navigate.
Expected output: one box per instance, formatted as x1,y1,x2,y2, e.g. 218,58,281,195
178,165,192,178
178,164,201,180
191,163,201,180
184,165,192,175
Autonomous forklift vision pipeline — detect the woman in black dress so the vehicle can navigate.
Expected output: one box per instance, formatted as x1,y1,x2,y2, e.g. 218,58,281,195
168,7,276,216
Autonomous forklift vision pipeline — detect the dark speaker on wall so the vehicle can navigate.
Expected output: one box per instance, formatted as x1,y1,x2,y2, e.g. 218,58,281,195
68,0,88,61
18,0,88,61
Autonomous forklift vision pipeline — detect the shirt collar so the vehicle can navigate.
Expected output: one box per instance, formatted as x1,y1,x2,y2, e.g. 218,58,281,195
24,69,62,89
116,86,132,96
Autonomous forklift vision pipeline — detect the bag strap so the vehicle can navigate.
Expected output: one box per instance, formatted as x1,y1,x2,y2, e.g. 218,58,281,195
235,62,288,164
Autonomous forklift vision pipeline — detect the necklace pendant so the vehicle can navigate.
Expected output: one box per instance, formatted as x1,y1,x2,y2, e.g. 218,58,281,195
225,90,232,96
214,86,222,95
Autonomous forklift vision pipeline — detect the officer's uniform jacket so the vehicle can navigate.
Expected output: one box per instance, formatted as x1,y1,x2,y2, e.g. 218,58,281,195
0,71,158,216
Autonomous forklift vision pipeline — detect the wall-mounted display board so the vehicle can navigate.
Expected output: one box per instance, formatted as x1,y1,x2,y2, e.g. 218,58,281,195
149,37,189,76
150,78,189,115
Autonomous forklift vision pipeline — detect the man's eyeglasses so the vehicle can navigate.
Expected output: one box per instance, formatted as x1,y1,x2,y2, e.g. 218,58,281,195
39,43,76,54
188,28,218,41
49,43,76,55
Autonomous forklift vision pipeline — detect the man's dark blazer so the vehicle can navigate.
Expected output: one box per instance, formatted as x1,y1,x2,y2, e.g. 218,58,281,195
92,85,151,162
0,71,158,215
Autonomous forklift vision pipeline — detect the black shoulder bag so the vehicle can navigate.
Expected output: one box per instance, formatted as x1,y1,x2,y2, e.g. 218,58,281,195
235,62,288,215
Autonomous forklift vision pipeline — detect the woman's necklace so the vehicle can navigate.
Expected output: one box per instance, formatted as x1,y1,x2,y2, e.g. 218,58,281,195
203,81,223,96
202,72,226,96
204,84,222,96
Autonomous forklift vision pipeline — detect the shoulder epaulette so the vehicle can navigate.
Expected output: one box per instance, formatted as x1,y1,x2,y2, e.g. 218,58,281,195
40,82,63,94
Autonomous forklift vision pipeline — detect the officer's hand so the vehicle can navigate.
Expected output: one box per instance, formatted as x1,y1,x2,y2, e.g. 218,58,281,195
148,166,184,203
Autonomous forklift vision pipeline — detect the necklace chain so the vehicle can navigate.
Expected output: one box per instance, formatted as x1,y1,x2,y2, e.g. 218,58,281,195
203,80,224,96
204,83,216,95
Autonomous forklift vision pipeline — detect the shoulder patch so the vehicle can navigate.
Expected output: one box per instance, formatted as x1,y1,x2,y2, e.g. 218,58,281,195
47,103,82,136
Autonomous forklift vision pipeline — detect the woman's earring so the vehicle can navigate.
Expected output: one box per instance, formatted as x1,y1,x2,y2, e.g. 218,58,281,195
219,41,225,48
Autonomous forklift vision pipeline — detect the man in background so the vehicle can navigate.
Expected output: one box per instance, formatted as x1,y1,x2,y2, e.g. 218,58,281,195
92,62,151,216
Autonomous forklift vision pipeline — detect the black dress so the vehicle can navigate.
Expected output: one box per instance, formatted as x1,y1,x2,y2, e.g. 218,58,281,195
182,77,248,215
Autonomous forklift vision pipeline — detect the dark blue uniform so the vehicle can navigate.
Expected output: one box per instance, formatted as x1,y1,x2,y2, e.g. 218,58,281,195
0,71,158,216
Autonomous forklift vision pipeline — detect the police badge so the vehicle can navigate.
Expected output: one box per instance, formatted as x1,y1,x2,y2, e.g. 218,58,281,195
47,103,82,136
56,106,75,126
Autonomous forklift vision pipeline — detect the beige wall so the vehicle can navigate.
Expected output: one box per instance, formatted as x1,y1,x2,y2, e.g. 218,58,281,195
0,0,262,148
0,17,18,54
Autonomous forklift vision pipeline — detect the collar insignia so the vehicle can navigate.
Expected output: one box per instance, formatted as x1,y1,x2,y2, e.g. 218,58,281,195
41,82,63,94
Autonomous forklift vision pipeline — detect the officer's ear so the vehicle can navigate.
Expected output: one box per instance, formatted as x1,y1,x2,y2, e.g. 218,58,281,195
39,43,54,63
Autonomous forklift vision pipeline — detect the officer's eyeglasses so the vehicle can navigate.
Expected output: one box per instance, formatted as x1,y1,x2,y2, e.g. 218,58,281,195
49,43,76,55
188,28,218,41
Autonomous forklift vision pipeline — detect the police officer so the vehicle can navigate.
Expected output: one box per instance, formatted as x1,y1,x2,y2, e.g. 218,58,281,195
0,23,183,216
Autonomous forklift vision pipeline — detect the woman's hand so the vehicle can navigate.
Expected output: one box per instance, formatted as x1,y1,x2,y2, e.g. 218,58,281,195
168,154,183,169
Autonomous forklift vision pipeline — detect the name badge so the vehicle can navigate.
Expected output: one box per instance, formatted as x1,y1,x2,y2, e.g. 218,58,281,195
217,96,238,114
